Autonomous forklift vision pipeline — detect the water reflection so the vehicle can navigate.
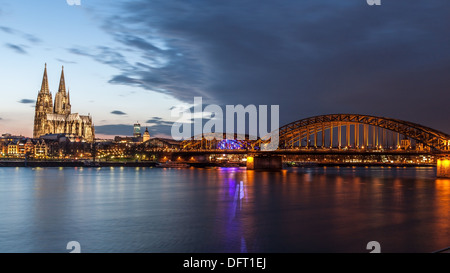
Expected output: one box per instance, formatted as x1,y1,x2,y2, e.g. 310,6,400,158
0,166,448,252
433,179,450,251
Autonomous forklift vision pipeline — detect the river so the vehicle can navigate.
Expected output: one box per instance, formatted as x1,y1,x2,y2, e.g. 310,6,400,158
0,166,449,253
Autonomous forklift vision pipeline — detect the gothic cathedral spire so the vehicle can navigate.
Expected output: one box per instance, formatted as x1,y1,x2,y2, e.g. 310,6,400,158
34,63,54,138
40,63,50,94
58,65,66,95
54,65,71,115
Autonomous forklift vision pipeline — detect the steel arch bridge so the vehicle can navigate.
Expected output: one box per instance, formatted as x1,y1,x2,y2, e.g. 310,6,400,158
278,114,450,153
179,114,450,153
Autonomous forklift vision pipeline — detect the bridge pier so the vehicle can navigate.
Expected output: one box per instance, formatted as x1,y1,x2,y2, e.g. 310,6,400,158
246,155,282,170
437,156,450,178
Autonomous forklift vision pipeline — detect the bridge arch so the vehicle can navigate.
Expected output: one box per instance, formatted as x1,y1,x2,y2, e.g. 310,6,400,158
278,114,450,152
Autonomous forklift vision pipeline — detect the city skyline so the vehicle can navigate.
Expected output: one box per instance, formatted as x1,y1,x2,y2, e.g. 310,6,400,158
2,0,450,256
0,1,449,140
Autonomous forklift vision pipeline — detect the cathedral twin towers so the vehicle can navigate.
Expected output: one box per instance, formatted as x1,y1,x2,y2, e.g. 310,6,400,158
33,64,95,142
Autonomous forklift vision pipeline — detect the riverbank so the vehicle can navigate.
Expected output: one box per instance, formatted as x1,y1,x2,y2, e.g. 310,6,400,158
0,160,159,167
0,160,435,168
287,162,435,167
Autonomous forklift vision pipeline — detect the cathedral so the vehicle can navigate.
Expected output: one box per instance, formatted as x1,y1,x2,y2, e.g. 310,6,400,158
33,64,95,142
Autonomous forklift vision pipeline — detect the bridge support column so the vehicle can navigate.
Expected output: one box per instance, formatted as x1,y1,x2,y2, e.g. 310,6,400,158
346,123,350,148
364,124,369,149
330,122,333,148
306,126,310,149
247,155,282,170
322,123,325,148
373,126,377,149
437,156,450,178
338,122,341,149
314,125,318,148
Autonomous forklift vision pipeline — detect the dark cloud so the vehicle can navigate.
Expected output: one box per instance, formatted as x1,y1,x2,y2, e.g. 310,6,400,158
144,117,174,136
18,99,35,104
145,117,163,123
94,124,133,136
23,33,41,44
95,122,174,137
111,110,127,115
84,1,450,133
0,26,14,34
115,33,162,52
99,114,262,138
69,46,131,70
146,124,173,137
0,25,41,44
5,43,27,54
109,75,142,86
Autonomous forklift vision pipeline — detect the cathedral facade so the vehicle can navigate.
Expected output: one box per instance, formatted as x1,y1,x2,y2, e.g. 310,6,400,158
33,64,95,142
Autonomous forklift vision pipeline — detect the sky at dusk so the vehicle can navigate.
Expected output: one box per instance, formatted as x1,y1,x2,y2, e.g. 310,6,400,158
0,0,449,139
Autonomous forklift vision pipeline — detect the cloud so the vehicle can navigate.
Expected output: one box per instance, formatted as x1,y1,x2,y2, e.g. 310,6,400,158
0,26,14,34
83,1,450,133
143,117,173,136
94,122,174,138
110,110,127,115
146,124,173,137
98,114,264,138
0,25,41,44
144,115,219,137
145,117,163,123
69,46,131,70
56,58,77,64
18,99,35,104
5,43,27,54
94,124,133,136
114,33,163,52
22,33,41,44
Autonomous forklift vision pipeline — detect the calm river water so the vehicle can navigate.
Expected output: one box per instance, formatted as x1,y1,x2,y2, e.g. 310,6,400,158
0,166,449,253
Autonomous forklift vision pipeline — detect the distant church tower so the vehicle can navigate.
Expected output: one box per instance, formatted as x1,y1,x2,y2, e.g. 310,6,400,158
143,127,150,142
33,63,54,139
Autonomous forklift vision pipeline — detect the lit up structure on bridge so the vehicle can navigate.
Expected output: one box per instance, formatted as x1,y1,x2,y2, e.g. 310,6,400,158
181,133,259,151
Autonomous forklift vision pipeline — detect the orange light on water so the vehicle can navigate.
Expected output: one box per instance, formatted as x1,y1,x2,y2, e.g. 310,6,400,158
437,158,450,167
444,159,450,168
437,157,450,178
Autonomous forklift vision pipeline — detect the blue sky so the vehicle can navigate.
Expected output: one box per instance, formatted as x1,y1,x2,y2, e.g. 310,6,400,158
1,0,449,139
0,0,188,138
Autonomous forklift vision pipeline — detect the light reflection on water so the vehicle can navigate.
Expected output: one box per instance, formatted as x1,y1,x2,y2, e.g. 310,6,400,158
0,166,449,253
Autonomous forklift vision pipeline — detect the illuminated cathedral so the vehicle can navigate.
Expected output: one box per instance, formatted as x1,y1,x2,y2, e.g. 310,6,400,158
33,64,95,142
